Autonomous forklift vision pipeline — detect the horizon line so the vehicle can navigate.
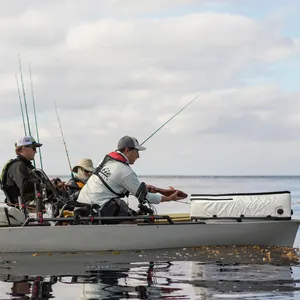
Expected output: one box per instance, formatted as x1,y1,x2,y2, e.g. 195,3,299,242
48,174,300,177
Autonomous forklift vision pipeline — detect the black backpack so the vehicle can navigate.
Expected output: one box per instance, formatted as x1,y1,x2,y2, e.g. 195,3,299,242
0,159,18,202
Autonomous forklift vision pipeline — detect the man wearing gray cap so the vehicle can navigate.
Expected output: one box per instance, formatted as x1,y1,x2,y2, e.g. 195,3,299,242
0,136,42,205
78,135,186,220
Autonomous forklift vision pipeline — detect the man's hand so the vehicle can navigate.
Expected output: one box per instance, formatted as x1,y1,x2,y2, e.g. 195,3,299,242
168,190,187,201
161,190,188,202
146,184,158,193
51,178,68,191
146,184,188,201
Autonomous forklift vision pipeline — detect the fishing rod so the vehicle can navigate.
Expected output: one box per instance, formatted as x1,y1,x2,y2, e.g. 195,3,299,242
15,74,27,135
141,94,199,145
18,53,32,136
140,95,199,204
53,100,72,171
18,54,36,167
29,65,43,170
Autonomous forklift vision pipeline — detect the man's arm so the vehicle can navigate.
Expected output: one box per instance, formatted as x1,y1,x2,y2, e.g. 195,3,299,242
120,172,186,204
147,185,188,198
12,163,39,195
120,172,162,204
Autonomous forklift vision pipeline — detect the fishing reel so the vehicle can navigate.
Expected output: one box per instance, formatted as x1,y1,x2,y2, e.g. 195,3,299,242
31,169,70,202
31,169,56,200
31,169,71,216
135,182,153,215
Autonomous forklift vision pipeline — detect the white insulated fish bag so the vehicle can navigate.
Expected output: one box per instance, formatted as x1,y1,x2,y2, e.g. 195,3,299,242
190,191,291,219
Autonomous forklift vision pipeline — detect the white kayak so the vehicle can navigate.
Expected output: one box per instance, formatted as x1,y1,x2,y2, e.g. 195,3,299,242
0,190,298,253
0,213,298,253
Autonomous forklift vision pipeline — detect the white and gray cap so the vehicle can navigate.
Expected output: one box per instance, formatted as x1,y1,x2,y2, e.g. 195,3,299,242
117,136,146,151
15,136,42,147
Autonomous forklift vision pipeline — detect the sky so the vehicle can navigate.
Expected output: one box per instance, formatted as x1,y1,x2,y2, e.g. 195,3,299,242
1,0,300,176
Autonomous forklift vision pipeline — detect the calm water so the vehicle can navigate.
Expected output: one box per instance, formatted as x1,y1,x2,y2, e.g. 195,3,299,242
1,176,300,299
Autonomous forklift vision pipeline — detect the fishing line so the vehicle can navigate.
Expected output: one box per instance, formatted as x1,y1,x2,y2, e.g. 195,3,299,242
177,200,190,205
53,100,72,171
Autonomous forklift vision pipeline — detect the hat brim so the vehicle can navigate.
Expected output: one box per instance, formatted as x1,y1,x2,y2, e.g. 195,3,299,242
83,166,95,172
72,166,79,172
135,145,146,151
72,165,95,172
32,142,42,147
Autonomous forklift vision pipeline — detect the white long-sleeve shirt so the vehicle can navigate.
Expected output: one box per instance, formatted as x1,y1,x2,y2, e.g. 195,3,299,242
77,152,162,207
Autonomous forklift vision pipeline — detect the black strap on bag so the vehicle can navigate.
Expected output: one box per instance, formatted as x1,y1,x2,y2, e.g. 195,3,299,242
93,155,129,198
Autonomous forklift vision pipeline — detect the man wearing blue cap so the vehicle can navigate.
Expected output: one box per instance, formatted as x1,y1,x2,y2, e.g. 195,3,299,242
0,136,42,205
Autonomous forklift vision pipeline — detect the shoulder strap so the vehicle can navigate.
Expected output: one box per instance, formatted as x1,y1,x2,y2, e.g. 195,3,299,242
96,172,126,197
93,155,129,198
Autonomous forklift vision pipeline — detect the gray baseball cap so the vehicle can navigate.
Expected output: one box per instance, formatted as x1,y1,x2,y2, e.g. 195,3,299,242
117,136,146,151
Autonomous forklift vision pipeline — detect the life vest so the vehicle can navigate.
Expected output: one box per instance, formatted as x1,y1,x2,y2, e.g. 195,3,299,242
76,181,85,189
93,152,129,198
68,173,85,189
102,152,128,165
0,158,19,193
1,156,36,205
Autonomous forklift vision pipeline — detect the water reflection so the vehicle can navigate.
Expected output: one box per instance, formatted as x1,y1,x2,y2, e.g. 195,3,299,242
2,276,55,299
57,262,185,299
190,263,298,298
0,247,300,299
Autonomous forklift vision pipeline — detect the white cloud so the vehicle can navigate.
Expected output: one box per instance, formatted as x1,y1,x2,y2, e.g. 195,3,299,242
0,0,299,175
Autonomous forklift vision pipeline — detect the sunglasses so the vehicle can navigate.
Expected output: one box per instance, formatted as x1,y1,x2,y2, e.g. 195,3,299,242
83,168,93,174
26,145,37,151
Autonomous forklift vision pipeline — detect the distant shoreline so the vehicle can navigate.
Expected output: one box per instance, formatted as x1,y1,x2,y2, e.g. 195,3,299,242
49,175,300,178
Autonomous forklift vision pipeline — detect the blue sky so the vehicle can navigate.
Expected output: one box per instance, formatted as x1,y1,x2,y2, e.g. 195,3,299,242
202,0,300,93
139,0,300,93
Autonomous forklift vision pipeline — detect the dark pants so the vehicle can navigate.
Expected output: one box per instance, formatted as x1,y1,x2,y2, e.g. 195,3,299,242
101,198,136,224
